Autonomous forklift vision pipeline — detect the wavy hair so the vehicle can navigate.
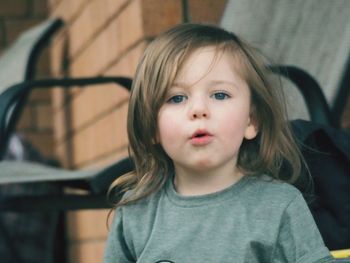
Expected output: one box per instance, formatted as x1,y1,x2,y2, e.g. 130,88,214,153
109,23,305,207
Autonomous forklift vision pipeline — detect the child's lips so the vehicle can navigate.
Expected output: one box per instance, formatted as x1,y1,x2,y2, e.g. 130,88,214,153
190,130,213,146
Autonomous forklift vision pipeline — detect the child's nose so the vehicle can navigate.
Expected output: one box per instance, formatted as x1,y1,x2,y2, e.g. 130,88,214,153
189,98,210,120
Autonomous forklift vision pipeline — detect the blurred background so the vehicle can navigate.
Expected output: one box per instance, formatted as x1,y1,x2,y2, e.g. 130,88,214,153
0,0,349,262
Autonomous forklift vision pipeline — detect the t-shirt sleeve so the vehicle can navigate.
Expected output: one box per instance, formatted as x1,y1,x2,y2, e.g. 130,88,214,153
272,193,334,263
104,208,135,263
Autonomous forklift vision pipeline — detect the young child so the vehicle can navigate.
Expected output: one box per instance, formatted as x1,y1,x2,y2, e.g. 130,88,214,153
104,23,333,262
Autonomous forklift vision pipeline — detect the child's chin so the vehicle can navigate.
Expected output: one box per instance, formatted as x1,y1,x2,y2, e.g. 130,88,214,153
191,160,216,171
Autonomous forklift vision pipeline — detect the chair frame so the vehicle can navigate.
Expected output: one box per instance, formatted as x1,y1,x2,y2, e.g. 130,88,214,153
0,18,134,212
270,65,334,127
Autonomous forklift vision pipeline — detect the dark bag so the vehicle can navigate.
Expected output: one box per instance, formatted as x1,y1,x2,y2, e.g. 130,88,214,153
291,119,350,250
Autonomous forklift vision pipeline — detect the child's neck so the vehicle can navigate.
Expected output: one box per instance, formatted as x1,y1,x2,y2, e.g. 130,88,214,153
173,165,245,196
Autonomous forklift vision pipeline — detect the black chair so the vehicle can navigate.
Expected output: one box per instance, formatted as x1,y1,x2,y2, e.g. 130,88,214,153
0,18,134,212
270,65,334,127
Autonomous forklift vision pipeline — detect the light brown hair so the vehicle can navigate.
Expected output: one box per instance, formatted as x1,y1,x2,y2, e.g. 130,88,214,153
109,23,304,207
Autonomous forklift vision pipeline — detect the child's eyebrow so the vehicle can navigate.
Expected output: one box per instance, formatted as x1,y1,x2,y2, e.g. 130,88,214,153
171,82,188,88
209,80,238,87
171,80,238,88
206,80,241,91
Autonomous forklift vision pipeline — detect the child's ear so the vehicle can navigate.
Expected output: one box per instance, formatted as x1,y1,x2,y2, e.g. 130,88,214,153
244,116,258,140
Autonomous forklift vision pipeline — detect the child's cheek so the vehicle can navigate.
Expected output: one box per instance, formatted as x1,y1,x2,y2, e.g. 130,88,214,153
220,115,249,149
157,109,181,147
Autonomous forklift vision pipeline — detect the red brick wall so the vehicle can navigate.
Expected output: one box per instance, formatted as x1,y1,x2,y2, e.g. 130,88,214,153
0,0,56,158
48,0,226,262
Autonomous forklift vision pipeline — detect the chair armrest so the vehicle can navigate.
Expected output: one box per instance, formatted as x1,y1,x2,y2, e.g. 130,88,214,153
0,76,132,158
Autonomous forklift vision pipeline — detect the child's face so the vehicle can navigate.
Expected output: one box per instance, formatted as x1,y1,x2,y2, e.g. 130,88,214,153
157,47,257,174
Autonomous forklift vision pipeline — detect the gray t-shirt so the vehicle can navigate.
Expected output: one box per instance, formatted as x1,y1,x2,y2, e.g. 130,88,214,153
104,175,333,262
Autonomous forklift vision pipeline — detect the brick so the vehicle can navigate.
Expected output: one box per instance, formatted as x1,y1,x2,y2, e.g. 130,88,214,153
4,18,43,45
52,87,69,110
67,240,106,263
52,103,71,142
20,131,55,157
79,147,128,170
51,0,86,24
17,106,33,130
66,209,110,241
70,0,144,77
35,48,51,77
109,0,144,56
68,0,130,58
0,0,28,17
50,31,67,76
189,0,227,24
72,102,129,166
34,103,53,130
28,88,52,102
70,128,91,166
105,0,130,17
104,40,147,77
141,0,182,37
69,83,129,131
54,139,73,168
32,0,48,17
68,0,109,58
69,31,110,76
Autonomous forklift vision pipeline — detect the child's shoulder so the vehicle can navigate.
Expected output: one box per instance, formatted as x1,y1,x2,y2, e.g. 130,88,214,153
246,174,304,206
233,175,310,227
249,174,300,192
118,187,163,215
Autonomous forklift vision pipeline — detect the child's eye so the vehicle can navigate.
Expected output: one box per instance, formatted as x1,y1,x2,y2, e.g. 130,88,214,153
167,95,187,104
211,92,231,100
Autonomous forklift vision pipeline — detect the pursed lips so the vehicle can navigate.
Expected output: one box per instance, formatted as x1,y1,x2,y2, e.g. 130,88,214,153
190,129,213,146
